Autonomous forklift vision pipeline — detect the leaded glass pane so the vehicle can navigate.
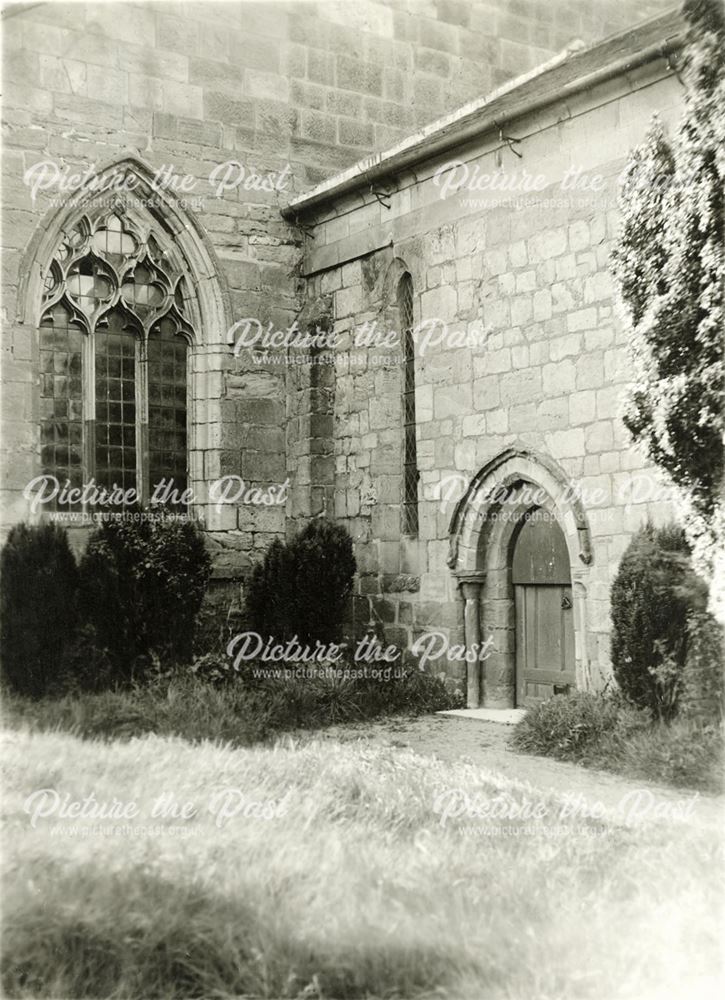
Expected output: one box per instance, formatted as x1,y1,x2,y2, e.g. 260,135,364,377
398,273,418,536
92,213,137,259
94,310,138,498
148,318,188,509
39,304,84,511
67,257,113,315
121,264,166,314
403,465,419,535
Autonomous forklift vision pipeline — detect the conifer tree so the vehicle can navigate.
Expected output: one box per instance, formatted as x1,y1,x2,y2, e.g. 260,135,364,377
612,0,725,621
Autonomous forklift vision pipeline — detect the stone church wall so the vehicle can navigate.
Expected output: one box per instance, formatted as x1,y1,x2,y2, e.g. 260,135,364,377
295,53,685,688
1,2,679,653
3,0,673,566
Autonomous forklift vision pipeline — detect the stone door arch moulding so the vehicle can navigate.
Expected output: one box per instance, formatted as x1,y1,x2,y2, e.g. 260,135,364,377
447,447,593,708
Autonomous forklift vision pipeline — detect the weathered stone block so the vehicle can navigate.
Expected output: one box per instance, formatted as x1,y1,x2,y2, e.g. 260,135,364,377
569,390,596,424
204,92,255,127
299,109,337,144
542,359,575,396
420,283,457,320
529,227,567,261
245,69,289,103
336,56,383,96
484,248,507,276
338,118,375,148
499,369,542,406
567,307,598,332
434,383,472,419
462,413,487,437
53,93,123,127
533,288,552,320
549,333,582,361
511,295,532,326
584,271,613,302
129,73,163,109
486,409,509,434
568,220,590,252
537,396,569,429
162,80,204,118
485,348,512,374
156,13,199,57
546,428,586,458
586,421,615,453
575,354,605,391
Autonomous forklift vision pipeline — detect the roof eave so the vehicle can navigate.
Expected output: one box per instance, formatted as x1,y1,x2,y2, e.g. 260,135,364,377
282,7,685,222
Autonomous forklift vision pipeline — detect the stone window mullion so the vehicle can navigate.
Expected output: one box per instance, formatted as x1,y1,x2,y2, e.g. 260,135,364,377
83,325,96,515
136,334,149,507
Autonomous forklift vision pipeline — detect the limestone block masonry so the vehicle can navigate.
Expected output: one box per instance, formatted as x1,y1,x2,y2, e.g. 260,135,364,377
1,3,683,694
2,0,672,563
286,17,687,702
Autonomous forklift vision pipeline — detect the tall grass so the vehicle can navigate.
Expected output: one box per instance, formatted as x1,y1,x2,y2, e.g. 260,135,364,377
2,728,722,999
512,692,724,793
1,666,453,748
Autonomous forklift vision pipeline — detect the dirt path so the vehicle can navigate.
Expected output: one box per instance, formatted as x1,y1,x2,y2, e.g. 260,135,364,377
301,713,724,831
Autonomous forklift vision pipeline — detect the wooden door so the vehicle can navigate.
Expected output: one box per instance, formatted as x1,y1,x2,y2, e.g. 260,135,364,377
513,509,575,706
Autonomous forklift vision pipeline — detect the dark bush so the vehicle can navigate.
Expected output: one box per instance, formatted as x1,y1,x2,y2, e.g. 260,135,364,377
60,623,117,694
193,584,244,658
189,649,242,688
290,519,358,643
245,519,357,645
0,522,78,697
78,513,211,682
610,522,705,719
244,537,296,644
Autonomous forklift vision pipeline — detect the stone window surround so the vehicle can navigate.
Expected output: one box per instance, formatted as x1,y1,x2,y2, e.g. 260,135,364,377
38,210,196,508
16,155,234,529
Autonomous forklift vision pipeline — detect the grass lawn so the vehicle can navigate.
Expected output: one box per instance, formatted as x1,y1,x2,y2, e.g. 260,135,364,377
3,726,722,999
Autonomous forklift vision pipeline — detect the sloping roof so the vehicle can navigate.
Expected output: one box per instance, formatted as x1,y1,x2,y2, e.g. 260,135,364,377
282,7,684,221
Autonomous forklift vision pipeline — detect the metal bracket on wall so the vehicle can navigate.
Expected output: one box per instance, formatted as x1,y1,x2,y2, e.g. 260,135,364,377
661,45,684,85
493,120,523,161
370,184,392,209
293,216,316,239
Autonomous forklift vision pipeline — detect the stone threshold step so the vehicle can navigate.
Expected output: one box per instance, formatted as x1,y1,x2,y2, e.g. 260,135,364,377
436,708,526,725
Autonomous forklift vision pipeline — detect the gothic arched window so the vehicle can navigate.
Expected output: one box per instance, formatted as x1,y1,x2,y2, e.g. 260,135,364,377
397,272,419,536
38,209,196,511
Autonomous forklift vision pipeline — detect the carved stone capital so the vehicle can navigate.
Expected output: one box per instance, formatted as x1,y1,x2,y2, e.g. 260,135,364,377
453,569,486,600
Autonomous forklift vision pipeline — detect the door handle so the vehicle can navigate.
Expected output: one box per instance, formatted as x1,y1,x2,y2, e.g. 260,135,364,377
561,594,572,610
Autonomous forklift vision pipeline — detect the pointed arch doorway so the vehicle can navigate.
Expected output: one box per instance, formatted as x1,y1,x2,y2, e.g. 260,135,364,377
512,509,575,705
448,448,593,709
